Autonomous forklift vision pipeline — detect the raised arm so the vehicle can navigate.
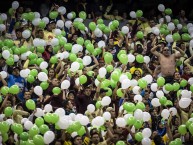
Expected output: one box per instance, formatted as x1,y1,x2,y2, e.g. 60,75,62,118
173,46,185,59
151,44,161,57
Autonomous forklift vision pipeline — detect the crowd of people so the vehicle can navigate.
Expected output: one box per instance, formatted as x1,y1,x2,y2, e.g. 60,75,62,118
0,1,193,145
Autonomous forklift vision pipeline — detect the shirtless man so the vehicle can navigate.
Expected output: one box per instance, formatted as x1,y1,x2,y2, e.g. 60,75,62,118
151,44,185,83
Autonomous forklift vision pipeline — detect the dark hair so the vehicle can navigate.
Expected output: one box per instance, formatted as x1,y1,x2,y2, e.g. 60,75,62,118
63,99,70,109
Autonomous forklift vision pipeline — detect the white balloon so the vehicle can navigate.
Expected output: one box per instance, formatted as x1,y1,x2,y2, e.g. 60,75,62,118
121,26,129,34
119,74,128,83
188,77,193,85
95,79,100,87
74,18,83,23
53,29,61,35
24,120,33,130
44,131,55,144
94,28,103,37
143,112,151,122
38,72,48,82
142,137,151,145
134,95,142,102
2,50,10,59
103,112,111,121
70,62,80,72
57,117,69,129
128,53,135,63
177,24,182,30
58,6,66,15
40,61,48,69
80,116,89,126
75,78,80,86
51,38,59,46
142,128,152,138
55,108,65,117
153,28,160,35
34,108,44,117
130,79,138,87
83,56,92,66
156,90,164,98
67,13,73,19
56,20,64,28
13,54,19,62
98,40,106,48
122,79,131,89
95,116,105,126
165,15,171,23
65,21,72,29
158,4,165,12
44,104,53,113
188,27,193,34
87,104,95,113
101,96,111,106
130,11,136,18
151,83,158,92
42,17,49,25
167,22,175,31
161,109,170,119
71,132,78,138
61,80,70,89
169,107,177,116
0,71,7,79
181,90,191,98
159,18,164,24
63,51,69,59
99,67,107,78
133,86,140,94
134,109,143,120
144,56,150,64
0,13,7,21
71,44,82,54
75,114,83,122
12,1,19,9
34,86,43,96
0,24,6,31
151,98,161,107
144,74,153,84
187,23,193,29
179,98,191,108
22,30,31,39
32,18,41,26
6,119,14,125
20,69,30,78
123,114,133,121
116,117,126,127
166,34,173,43
190,40,193,48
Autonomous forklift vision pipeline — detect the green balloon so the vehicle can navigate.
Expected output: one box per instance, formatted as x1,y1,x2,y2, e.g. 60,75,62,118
181,33,191,41
20,132,29,141
117,88,124,97
178,124,187,135
103,27,111,34
169,141,177,145
69,53,77,62
2,133,8,143
0,121,10,134
29,53,37,60
77,126,86,136
28,12,35,21
84,40,91,47
127,116,136,126
123,102,135,112
71,11,76,18
49,11,58,19
173,82,180,91
0,96,2,103
50,56,58,64
79,11,87,19
180,79,187,87
173,19,179,25
37,46,45,53
136,31,144,39
52,87,61,95
4,39,14,48
4,107,13,117
73,21,80,28
35,117,44,127
186,120,193,128
119,54,128,64
79,75,87,84
112,20,119,28
159,96,167,105
9,8,14,15
104,52,113,64
157,77,165,87
165,83,173,91
182,26,188,33
20,46,27,54
125,72,132,79
89,22,96,31
189,123,193,135
39,124,49,134
33,135,44,145
110,24,116,31
98,24,105,31
1,86,9,95
96,101,102,109
14,123,23,135
78,23,85,30
165,8,172,15
175,138,182,145
97,18,103,24
116,141,126,145
106,65,113,73
134,120,143,129
27,75,35,84
40,81,49,90
111,71,121,82
6,57,14,65
38,20,46,29
138,79,147,89
53,45,60,54
30,69,38,77
76,37,84,45
86,43,94,53
191,85,193,93
136,54,144,63
172,33,181,41
136,10,143,18
26,99,36,110
29,126,39,138
136,102,145,111
105,88,112,96
36,58,44,66
135,132,143,141
51,113,59,124
101,79,110,88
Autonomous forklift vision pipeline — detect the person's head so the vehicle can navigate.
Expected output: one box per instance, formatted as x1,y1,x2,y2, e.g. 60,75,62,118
46,23,53,32
106,107,116,118
174,71,181,81
83,86,91,96
112,133,120,143
16,103,23,111
183,65,191,75
153,134,163,145
148,19,156,27
99,58,105,67
46,45,53,53
54,140,62,145
36,29,44,39
113,9,119,16
162,47,171,57
0,58,5,67
73,135,82,145
24,91,31,100
63,100,73,110
134,69,141,78
147,32,155,41
15,28,23,39
48,68,55,79
51,78,59,87
12,66,20,76
91,132,100,144
17,6,24,14
108,38,114,46
180,10,186,17
67,91,75,101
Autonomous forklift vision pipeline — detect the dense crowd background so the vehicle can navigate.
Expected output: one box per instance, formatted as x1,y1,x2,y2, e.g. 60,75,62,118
0,0,193,145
